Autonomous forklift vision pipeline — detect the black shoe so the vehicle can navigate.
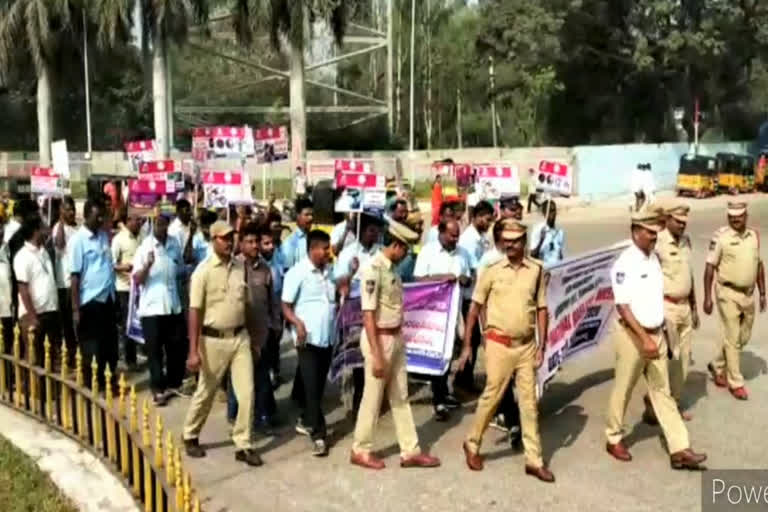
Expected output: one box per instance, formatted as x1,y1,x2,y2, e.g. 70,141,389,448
509,426,523,450
443,394,461,409
434,404,450,422
312,438,329,457
235,449,264,467
184,438,206,458
152,391,168,407
256,416,277,436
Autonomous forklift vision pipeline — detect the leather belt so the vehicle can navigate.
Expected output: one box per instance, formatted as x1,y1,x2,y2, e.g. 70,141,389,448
721,282,753,295
202,325,245,338
618,319,662,335
485,330,530,348
664,295,688,305
377,326,401,335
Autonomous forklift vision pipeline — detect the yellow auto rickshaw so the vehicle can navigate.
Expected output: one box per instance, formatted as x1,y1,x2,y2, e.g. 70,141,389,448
716,153,743,194
737,154,755,193
676,154,717,198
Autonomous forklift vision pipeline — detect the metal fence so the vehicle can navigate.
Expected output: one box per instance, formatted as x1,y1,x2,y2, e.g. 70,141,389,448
0,326,203,512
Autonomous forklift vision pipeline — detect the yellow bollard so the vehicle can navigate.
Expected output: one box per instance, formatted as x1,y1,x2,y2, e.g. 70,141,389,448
105,365,116,463
44,337,53,422
130,385,140,497
166,433,174,487
27,329,38,415
194,495,201,512
60,342,71,431
13,330,21,408
75,348,86,440
183,472,191,512
118,375,129,477
142,400,153,512
91,357,102,451
175,448,183,512
155,415,164,469
0,325,7,401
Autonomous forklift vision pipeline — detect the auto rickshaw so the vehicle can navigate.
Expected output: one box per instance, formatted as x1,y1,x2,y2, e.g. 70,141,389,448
737,154,755,193
716,153,743,194
676,154,717,198
756,153,768,192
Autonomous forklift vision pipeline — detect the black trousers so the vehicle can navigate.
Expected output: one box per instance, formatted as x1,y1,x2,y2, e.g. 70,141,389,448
117,291,136,365
454,299,482,389
293,344,332,440
1,317,13,354
79,298,118,390
140,314,186,393
57,288,76,365
267,327,281,377
228,345,276,424
431,373,449,407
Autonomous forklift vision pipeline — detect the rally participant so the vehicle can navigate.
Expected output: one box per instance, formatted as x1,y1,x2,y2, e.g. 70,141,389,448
228,222,277,433
257,226,284,388
413,218,471,421
499,197,523,221
458,220,553,482
282,230,339,456
334,214,383,287
530,200,565,265
425,203,456,245
69,199,118,389
388,199,416,282
330,213,357,256
14,215,60,366
169,199,193,255
605,210,706,469
455,200,494,392
0,219,12,354
52,196,78,364
350,221,441,470
182,221,263,467
281,198,314,270
704,201,765,400
111,209,142,371
187,209,217,269
132,213,185,406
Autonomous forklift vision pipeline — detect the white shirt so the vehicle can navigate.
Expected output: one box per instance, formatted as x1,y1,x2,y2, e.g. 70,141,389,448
330,220,356,252
295,175,307,195
611,243,664,329
3,218,20,245
13,242,58,317
414,241,471,279
0,245,12,318
458,224,491,299
630,169,656,199
132,236,184,317
425,225,439,245
168,218,191,253
52,222,77,289
334,241,382,285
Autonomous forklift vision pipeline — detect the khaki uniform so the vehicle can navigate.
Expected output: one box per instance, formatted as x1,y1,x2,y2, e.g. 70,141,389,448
183,253,254,450
707,226,760,388
655,228,694,401
352,250,420,458
465,256,547,468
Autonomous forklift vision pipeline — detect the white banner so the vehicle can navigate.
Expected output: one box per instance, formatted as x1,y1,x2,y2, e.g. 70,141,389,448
51,140,69,180
538,241,630,389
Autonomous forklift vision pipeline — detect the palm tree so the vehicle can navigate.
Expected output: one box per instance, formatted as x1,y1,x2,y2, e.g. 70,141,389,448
229,0,355,168
0,0,82,166
92,0,209,157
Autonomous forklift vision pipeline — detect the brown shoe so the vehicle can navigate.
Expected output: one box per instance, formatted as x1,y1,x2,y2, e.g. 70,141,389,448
606,442,632,462
525,464,555,483
462,442,484,471
670,449,707,470
400,453,441,468
729,386,748,400
708,363,727,388
641,395,658,425
350,451,385,470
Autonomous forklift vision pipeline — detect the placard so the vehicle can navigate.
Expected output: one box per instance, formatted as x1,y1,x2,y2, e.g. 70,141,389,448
334,159,372,173
124,140,157,173
362,188,387,210
335,172,385,189
255,125,289,163
192,127,253,160
536,160,573,196
139,160,184,192
51,140,69,179
202,170,245,208
475,164,520,200
30,167,68,195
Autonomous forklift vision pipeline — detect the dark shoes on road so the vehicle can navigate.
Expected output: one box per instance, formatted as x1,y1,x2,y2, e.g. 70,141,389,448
606,442,632,462
525,465,555,483
235,449,264,467
400,453,441,468
184,438,206,458
670,449,707,470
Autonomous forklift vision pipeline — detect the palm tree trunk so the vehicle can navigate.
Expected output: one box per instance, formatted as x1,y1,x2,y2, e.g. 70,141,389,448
37,63,53,167
152,31,170,158
288,41,307,171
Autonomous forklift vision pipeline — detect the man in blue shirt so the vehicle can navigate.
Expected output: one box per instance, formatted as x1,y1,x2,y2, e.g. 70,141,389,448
530,200,565,265
69,199,117,389
281,198,314,271
282,230,339,457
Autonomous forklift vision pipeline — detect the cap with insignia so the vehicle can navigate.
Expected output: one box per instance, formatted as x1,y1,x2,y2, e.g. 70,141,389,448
501,220,527,240
388,220,419,245
630,210,663,233
210,220,234,238
666,203,690,222
726,201,747,216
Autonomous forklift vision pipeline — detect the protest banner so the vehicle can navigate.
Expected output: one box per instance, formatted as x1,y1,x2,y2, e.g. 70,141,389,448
30,166,68,195
362,188,387,210
334,159,372,173
330,281,460,380
255,125,289,163
538,241,630,389
51,140,69,180
536,160,573,196
475,164,520,200
335,172,385,189
202,169,245,208
128,178,172,208
126,280,144,344
124,140,157,173
192,126,254,160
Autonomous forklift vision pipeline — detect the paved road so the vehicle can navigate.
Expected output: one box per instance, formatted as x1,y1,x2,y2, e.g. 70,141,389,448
148,193,768,512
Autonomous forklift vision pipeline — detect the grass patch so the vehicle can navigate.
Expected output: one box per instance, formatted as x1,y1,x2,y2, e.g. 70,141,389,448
0,435,78,512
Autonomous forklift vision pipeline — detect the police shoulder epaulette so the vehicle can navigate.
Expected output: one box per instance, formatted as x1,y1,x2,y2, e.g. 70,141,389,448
525,256,544,268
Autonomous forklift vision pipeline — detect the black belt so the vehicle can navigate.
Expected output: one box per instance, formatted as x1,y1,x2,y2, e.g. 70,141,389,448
721,282,752,295
202,325,245,338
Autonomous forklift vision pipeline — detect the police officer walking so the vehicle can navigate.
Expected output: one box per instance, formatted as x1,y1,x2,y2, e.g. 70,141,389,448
182,221,263,466
704,202,766,400
458,220,554,482
606,211,706,470
350,221,441,470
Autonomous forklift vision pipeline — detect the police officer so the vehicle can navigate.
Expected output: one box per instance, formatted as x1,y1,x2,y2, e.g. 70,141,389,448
704,201,766,400
350,221,441,470
458,220,554,483
182,221,263,467
606,211,706,470
643,204,699,423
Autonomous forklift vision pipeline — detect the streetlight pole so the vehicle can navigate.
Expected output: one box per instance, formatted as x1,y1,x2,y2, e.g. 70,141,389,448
409,0,416,185
489,55,497,148
83,9,93,157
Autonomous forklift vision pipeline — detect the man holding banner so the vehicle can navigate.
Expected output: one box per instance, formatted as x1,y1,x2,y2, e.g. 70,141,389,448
605,210,706,470
459,220,554,483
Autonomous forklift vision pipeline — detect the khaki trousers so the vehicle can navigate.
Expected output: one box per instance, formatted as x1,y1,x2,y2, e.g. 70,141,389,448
663,301,693,402
711,284,755,389
466,339,543,468
183,331,254,450
352,331,420,458
605,322,689,454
